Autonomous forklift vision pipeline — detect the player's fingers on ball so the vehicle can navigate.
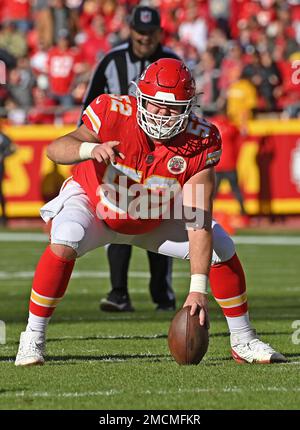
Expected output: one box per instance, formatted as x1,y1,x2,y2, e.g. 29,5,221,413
190,303,198,316
199,307,206,326
118,152,125,159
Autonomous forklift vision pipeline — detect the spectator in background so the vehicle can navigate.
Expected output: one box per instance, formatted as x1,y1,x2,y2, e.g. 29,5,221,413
218,41,244,96
109,5,130,46
209,0,231,37
78,0,99,29
160,8,181,45
0,21,27,59
0,125,16,226
33,0,54,49
47,29,82,107
178,1,208,54
242,48,282,111
81,5,179,313
277,51,300,117
33,0,77,50
50,0,75,45
30,40,49,76
206,28,228,67
226,69,258,132
194,50,221,114
0,0,31,33
7,56,35,109
211,109,247,217
80,15,111,66
27,86,56,124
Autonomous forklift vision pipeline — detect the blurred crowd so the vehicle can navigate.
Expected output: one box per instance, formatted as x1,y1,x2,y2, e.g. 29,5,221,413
1,0,300,127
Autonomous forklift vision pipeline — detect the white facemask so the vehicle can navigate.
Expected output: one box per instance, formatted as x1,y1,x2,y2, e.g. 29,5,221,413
136,88,195,140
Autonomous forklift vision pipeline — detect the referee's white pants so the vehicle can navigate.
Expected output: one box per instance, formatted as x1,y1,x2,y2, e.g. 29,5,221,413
41,180,235,265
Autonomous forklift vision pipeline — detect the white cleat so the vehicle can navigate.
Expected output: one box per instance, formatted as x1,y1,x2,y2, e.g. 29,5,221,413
231,331,287,364
15,331,45,367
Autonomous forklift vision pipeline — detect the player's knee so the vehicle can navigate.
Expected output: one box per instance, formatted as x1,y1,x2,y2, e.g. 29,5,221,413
50,243,77,260
212,229,235,264
51,221,85,251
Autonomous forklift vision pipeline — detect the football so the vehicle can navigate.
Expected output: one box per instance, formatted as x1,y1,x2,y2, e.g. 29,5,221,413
168,306,209,365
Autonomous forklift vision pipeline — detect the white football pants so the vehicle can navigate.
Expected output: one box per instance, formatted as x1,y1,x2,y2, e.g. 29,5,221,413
40,180,235,264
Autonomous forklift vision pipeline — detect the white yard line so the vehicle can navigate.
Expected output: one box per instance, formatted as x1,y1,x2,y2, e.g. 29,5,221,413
233,236,300,245
0,233,48,242
47,334,166,340
1,232,300,245
0,386,299,399
0,270,188,279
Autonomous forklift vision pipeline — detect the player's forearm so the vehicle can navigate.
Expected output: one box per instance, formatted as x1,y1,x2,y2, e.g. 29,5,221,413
188,228,213,277
185,227,212,322
47,135,96,165
47,136,80,164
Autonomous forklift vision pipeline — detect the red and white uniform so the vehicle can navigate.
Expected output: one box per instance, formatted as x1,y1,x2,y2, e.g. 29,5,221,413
47,47,80,96
73,94,222,234
40,94,234,265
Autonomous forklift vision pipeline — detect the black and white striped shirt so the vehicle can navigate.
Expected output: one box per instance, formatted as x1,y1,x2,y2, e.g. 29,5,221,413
81,41,180,114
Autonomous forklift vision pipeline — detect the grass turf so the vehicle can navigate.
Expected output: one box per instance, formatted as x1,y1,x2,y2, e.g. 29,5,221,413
0,234,299,410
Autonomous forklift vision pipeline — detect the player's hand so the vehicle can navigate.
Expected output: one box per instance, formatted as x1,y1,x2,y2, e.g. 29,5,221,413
91,141,125,165
183,292,209,328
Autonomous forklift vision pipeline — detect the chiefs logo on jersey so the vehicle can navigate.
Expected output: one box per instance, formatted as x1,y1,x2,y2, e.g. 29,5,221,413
167,156,187,175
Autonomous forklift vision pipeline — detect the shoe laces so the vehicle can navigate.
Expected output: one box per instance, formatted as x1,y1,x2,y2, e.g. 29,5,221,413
247,338,275,354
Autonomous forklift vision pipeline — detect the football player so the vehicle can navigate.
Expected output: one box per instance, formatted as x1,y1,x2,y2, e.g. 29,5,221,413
15,59,286,366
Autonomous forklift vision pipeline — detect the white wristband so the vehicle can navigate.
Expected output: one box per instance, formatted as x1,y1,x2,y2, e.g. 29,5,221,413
79,142,100,160
189,274,208,294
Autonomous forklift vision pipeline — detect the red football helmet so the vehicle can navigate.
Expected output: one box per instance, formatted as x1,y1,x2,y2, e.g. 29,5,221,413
136,58,196,140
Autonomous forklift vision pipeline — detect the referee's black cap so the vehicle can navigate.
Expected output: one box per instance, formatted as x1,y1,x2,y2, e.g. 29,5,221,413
130,6,161,32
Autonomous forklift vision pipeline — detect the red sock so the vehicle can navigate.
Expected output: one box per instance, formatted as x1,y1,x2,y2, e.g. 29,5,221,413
29,246,75,318
209,253,248,317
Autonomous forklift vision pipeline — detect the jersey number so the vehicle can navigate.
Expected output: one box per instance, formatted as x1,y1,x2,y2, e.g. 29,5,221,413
109,95,132,116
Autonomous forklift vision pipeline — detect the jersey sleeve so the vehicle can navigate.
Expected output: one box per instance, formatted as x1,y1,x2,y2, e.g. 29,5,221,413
204,123,222,168
81,94,110,140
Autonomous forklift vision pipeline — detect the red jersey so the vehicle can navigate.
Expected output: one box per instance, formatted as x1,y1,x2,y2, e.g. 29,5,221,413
211,115,240,172
73,95,222,234
2,0,30,21
47,47,79,96
80,35,110,66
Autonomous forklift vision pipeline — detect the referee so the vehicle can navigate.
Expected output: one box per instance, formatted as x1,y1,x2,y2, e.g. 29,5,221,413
81,6,179,313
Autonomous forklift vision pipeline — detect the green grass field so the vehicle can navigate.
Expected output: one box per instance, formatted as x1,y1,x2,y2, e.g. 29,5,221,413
0,232,299,410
